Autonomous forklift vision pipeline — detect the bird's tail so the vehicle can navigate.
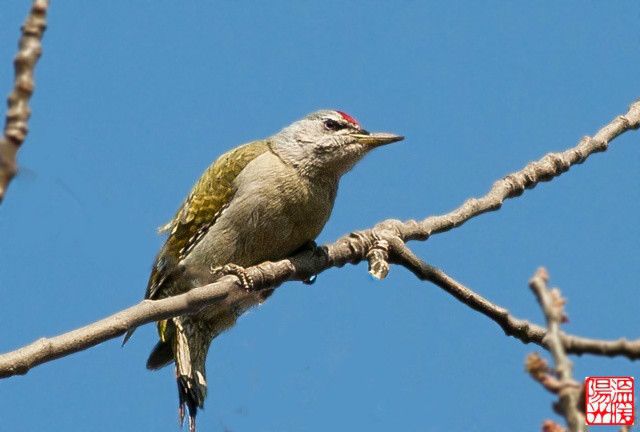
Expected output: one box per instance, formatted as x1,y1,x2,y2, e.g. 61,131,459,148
172,316,212,432
144,316,211,432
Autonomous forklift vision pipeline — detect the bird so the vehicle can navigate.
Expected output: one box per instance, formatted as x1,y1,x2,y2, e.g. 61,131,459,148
130,110,403,431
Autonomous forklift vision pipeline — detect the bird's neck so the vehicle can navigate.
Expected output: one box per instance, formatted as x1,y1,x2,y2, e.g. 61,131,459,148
269,135,339,183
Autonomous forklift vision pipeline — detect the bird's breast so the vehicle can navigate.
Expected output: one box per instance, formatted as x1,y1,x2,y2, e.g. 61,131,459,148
183,151,336,270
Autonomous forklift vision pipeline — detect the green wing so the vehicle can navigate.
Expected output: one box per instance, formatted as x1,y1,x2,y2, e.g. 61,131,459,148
145,140,270,300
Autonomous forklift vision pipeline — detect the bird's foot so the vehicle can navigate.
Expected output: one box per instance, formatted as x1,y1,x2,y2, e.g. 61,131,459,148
294,240,320,285
302,274,317,285
210,263,254,291
295,240,318,254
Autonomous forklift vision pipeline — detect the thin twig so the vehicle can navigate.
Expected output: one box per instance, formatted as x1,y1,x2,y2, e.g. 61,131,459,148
0,100,639,378
542,420,567,432
372,99,640,245
385,239,640,358
526,352,565,394
530,268,585,432
0,0,49,203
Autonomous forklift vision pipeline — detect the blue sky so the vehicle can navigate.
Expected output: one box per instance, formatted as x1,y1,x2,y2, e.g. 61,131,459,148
1,2,639,431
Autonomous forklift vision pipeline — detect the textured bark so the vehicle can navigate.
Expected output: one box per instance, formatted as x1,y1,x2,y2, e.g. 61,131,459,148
530,268,585,432
0,0,48,203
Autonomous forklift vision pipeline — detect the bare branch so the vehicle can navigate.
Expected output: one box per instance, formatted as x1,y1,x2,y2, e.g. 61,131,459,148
366,237,390,280
526,352,565,394
0,0,49,203
373,99,640,245
530,268,585,432
542,420,567,432
385,239,640,359
0,99,639,378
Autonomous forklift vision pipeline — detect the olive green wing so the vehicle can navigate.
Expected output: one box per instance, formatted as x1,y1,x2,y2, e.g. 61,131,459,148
145,140,270,300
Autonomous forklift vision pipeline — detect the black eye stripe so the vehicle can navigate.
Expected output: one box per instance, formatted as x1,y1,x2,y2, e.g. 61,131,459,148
324,119,344,131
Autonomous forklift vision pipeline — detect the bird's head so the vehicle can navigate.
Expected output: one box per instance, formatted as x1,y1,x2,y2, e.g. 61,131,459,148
270,110,404,177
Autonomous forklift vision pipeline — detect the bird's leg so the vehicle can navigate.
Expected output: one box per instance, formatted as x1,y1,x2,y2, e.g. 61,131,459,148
294,240,320,285
210,263,254,291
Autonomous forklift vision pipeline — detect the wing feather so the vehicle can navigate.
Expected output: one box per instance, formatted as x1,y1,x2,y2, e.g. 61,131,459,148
145,140,270,300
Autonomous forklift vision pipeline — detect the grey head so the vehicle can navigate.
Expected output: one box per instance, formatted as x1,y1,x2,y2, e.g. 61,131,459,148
269,110,404,178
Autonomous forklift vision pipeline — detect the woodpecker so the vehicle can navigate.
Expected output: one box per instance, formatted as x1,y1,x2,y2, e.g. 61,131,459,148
131,110,403,431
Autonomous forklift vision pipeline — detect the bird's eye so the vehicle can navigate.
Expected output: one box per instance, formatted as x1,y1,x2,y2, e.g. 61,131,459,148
324,119,343,131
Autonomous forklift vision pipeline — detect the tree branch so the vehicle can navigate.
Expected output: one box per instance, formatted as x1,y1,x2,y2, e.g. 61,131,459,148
385,239,640,360
372,100,640,245
530,268,585,432
1,99,639,378
0,0,49,203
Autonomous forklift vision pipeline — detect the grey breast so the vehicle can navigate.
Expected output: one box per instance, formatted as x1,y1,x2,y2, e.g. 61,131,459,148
183,151,336,271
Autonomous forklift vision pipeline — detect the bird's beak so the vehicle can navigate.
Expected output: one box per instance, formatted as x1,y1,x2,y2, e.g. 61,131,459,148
352,131,404,147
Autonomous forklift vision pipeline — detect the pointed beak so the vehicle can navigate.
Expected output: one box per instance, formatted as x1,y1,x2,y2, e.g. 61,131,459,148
352,131,404,147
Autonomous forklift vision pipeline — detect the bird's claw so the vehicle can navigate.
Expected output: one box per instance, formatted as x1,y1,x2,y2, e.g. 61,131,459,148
302,274,317,285
210,263,254,291
295,240,321,285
